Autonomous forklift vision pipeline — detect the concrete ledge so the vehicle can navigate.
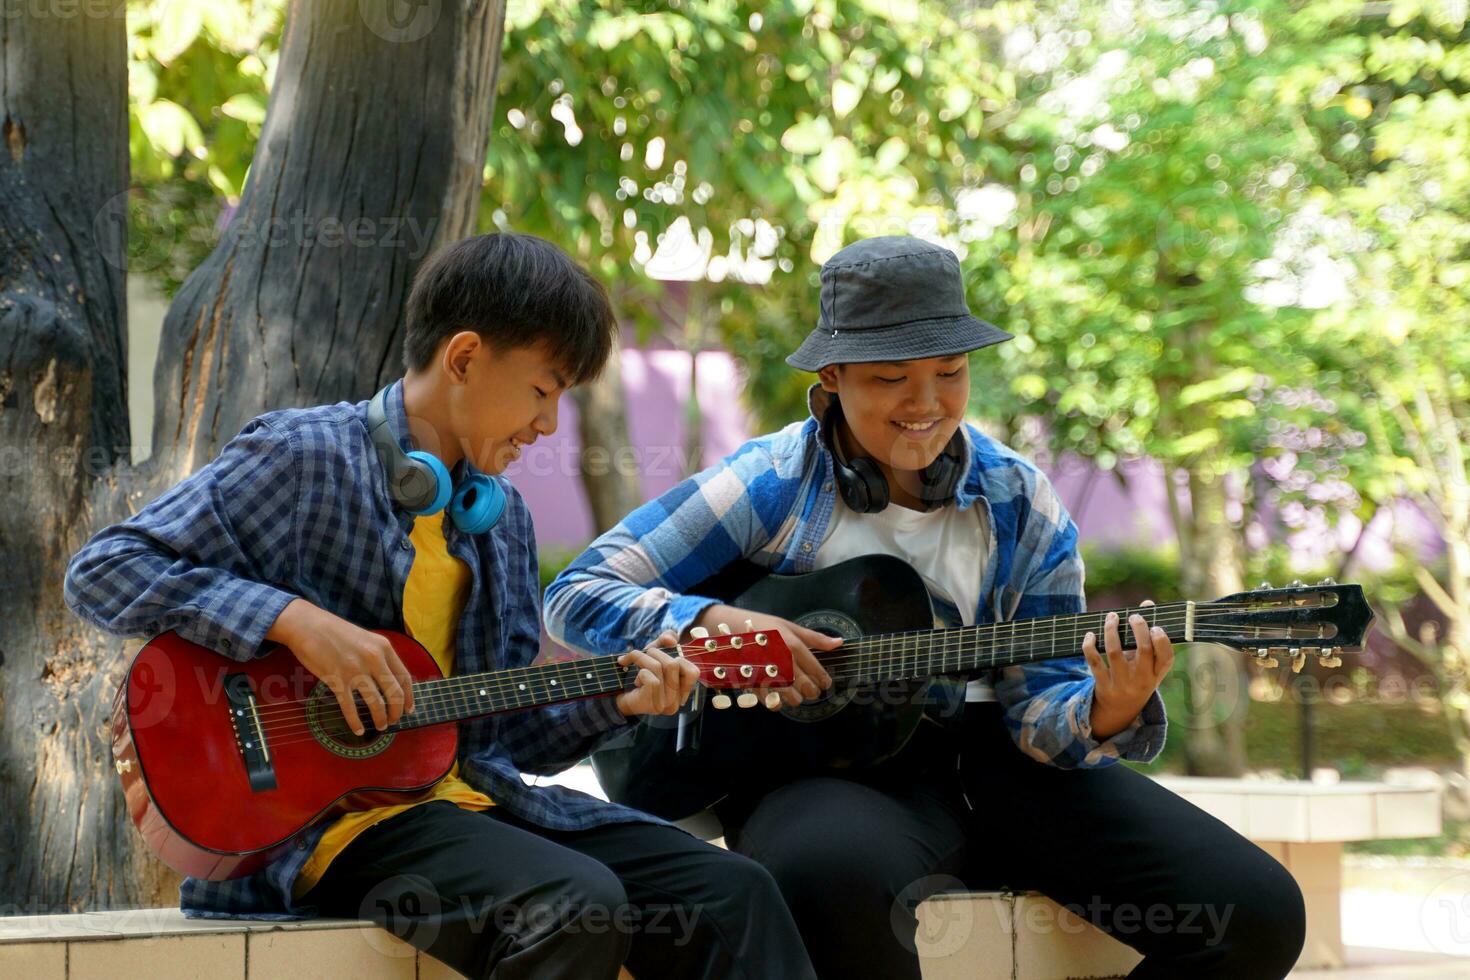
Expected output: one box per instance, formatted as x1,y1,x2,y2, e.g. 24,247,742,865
0,909,436,980
0,898,1139,980
1153,777,1443,844
917,892,1140,980
1,777,1441,977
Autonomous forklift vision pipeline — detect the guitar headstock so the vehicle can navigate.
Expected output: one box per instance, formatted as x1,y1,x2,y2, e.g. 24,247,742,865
1204,579,1374,672
677,622,794,710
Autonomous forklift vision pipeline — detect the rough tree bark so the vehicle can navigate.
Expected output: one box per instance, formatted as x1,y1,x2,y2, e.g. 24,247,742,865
148,0,507,480
0,3,138,915
1,0,507,911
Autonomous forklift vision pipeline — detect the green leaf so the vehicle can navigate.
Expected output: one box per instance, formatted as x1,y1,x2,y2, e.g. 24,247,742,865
832,79,863,119
1159,429,1221,458
780,115,833,155
139,99,204,158
221,94,266,126
1177,367,1257,407
875,136,909,171
152,0,204,65
1011,373,1049,401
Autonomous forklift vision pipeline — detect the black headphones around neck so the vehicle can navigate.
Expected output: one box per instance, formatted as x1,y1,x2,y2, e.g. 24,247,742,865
820,398,966,513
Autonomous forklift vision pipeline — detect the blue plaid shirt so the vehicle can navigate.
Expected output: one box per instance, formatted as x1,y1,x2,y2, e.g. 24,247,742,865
63,381,654,920
545,385,1166,771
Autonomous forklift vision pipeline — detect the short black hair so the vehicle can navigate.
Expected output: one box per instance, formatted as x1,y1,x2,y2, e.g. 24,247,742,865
403,233,616,385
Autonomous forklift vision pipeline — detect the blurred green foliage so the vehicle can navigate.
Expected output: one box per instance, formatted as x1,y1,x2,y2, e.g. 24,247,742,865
1144,676,1458,775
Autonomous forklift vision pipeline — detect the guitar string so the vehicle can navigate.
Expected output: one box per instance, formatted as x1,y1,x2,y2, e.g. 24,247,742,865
244,655,784,722
244,612,1244,732
241,607,1325,731
248,655,777,738
243,599,1292,720
230,599,1340,740
251,623,1302,750
244,618,1293,745
809,618,1334,674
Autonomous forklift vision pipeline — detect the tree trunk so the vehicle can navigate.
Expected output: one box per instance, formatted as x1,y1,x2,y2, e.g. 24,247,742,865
574,336,643,534
682,285,707,478
1,0,507,911
146,0,507,479
0,4,147,913
1178,460,1249,776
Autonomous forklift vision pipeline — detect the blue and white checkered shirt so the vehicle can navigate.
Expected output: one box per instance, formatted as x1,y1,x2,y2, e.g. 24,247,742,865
64,381,652,920
544,385,1166,771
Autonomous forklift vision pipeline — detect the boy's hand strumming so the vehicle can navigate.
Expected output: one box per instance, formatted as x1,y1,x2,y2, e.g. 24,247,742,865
268,598,416,735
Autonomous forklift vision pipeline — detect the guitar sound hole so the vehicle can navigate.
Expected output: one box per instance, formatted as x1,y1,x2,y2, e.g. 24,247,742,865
305,682,395,759
787,612,863,723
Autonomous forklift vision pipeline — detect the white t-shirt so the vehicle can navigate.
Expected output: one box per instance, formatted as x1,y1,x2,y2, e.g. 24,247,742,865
813,496,996,701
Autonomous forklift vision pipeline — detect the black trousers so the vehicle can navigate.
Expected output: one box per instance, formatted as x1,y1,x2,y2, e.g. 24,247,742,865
718,703,1307,980
301,800,815,980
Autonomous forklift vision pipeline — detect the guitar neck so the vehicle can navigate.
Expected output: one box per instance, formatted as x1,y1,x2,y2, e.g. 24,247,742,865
386,656,640,731
824,600,1199,685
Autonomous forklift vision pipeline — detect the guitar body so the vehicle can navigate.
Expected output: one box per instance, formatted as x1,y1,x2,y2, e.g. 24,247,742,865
591,555,939,821
112,630,457,880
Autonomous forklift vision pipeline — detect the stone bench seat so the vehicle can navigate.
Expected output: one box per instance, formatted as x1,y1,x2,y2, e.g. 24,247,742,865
0,773,1441,978
0,897,1143,980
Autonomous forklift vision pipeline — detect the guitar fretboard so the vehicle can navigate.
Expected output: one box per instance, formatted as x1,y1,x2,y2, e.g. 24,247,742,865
384,657,640,731
818,601,1200,685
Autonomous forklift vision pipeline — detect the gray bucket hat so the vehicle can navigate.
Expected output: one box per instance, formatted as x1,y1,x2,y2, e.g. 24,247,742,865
786,236,1012,372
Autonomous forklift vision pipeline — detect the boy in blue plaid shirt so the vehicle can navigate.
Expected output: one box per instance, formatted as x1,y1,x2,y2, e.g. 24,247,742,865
65,233,815,980
545,236,1307,978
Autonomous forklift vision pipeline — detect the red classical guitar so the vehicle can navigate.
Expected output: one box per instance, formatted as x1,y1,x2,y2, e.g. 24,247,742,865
110,625,793,880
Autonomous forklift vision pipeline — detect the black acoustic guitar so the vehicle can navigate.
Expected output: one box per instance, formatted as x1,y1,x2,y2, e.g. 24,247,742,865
590,554,1374,821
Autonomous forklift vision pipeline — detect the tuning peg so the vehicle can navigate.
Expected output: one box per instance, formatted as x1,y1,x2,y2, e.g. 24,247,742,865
737,692,759,709
1290,648,1306,673
712,666,727,679
1317,577,1336,586
1253,648,1279,668
744,619,755,632
1289,579,1305,588
765,692,782,710
711,694,732,709
765,664,779,677
740,665,754,678
1259,581,1273,590
1317,646,1342,668
690,626,710,639
730,636,744,649
717,623,733,635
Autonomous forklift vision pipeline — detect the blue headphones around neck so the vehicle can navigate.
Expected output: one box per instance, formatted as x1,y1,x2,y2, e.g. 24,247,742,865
367,386,506,534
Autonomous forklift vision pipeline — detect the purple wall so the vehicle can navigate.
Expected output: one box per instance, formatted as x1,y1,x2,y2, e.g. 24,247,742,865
503,347,753,549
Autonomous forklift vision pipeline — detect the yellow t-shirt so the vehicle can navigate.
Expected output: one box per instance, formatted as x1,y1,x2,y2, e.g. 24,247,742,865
294,511,493,898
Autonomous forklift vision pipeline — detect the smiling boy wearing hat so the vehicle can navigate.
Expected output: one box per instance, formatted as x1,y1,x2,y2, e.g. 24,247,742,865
545,236,1306,978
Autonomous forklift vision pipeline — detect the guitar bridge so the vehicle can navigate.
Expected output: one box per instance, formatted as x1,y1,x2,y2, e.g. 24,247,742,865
224,673,278,792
